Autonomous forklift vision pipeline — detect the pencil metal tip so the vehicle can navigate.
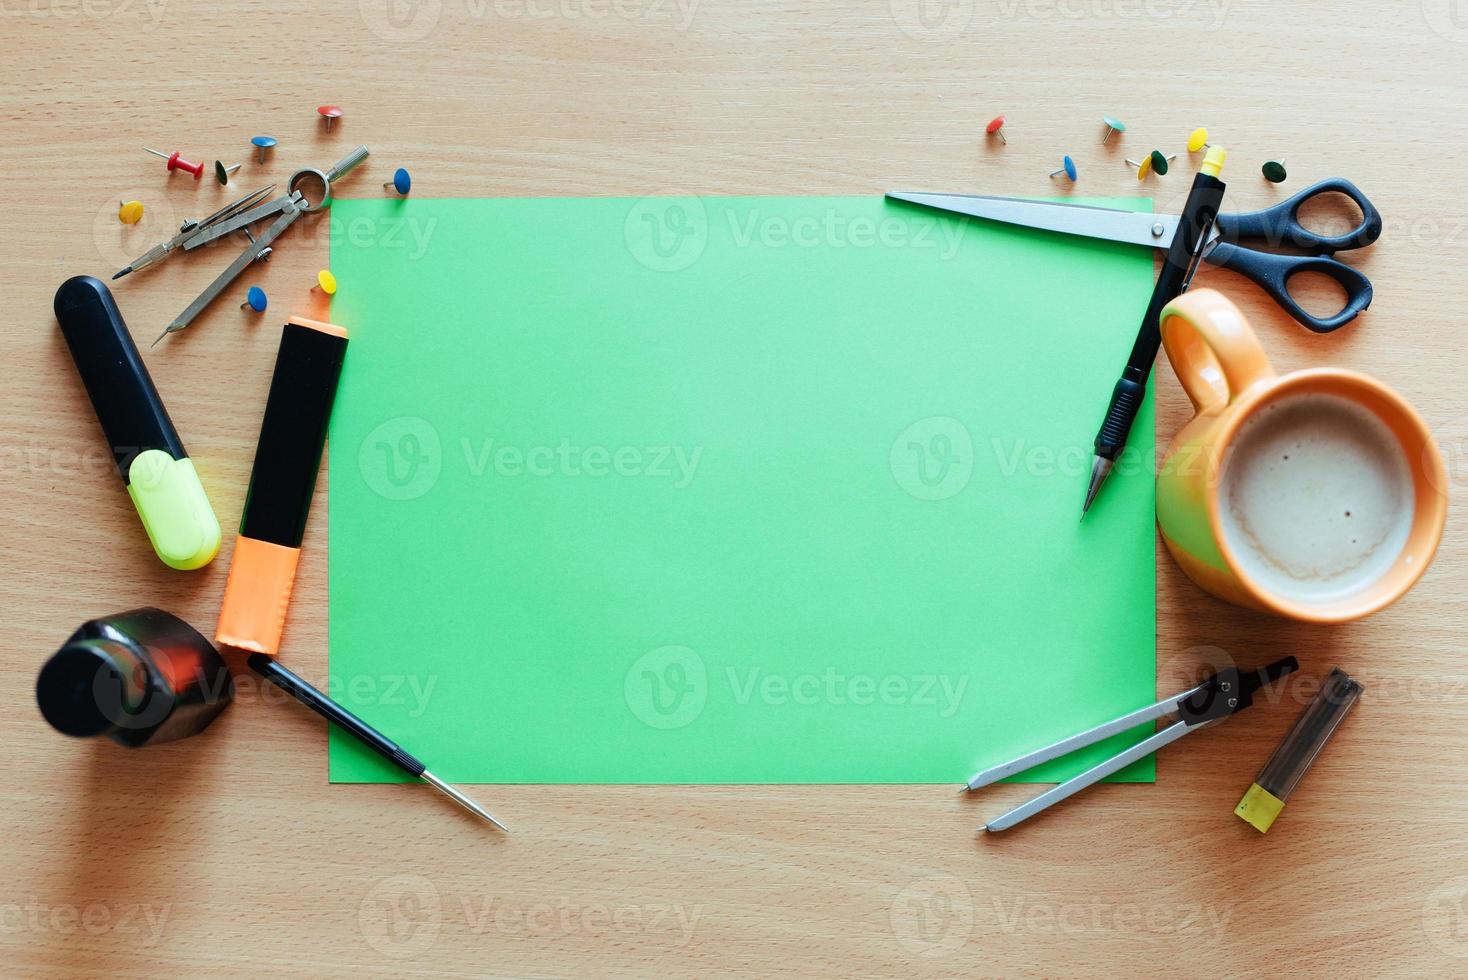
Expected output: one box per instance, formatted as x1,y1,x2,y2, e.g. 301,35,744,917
1081,456,1112,519
957,783,973,795
112,268,130,280
420,769,508,833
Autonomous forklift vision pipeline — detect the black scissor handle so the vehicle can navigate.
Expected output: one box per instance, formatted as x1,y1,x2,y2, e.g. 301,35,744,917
1207,241,1373,333
1215,178,1383,254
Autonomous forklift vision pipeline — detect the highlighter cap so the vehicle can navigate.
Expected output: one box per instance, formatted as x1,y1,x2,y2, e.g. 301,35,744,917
126,451,221,569
216,536,300,655
1201,145,1226,178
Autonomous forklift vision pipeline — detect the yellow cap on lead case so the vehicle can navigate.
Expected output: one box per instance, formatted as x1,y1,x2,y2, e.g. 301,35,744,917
1235,783,1285,833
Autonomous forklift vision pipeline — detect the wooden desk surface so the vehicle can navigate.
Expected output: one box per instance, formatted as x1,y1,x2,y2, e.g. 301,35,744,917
4,2,1467,975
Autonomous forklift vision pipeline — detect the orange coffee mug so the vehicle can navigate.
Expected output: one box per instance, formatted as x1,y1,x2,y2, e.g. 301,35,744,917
1155,289,1447,623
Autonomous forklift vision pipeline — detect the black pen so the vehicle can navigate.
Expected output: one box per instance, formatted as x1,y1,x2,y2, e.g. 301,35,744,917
1082,147,1227,517
246,652,508,832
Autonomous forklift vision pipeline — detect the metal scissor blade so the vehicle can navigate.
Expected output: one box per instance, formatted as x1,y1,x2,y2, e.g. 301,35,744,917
886,191,1178,250
960,680,1208,792
982,718,1201,833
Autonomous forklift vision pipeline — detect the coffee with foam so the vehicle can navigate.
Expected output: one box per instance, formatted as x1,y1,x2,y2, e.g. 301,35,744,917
1218,392,1414,604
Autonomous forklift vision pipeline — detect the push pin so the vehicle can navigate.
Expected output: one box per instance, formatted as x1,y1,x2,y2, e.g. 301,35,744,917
144,147,204,180
1127,150,1176,179
1048,155,1078,182
1100,116,1126,144
214,160,242,185
317,105,343,132
251,135,278,164
985,115,1008,145
240,286,268,313
1186,127,1211,153
383,167,412,195
314,269,338,296
117,200,144,225
1262,158,1288,183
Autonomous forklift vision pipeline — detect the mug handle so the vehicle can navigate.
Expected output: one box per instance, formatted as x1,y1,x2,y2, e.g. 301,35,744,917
1159,289,1276,416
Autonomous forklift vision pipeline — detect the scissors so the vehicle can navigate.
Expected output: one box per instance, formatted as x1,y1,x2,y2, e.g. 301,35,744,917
114,145,370,346
887,178,1382,333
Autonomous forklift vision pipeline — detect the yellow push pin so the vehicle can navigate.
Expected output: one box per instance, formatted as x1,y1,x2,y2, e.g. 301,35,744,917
1126,151,1176,180
315,269,338,295
118,200,144,225
1186,127,1210,153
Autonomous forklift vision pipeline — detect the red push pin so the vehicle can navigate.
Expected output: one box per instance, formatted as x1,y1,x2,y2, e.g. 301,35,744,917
317,104,343,132
985,114,1008,145
143,146,204,180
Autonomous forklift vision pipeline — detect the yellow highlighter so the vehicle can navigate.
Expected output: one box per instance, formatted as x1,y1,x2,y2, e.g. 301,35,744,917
54,276,220,570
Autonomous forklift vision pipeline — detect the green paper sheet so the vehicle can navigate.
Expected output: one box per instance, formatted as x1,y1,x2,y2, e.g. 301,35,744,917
326,195,1156,784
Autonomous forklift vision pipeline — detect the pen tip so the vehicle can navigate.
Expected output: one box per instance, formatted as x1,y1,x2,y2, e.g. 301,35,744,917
1081,456,1112,519
420,769,508,833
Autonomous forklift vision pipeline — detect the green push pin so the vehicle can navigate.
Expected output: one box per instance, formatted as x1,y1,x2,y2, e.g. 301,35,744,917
1125,151,1176,179
214,160,242,185
1262,158,1288,183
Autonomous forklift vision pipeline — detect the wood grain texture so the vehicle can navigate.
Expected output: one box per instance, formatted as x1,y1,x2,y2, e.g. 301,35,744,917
3,0,1467,975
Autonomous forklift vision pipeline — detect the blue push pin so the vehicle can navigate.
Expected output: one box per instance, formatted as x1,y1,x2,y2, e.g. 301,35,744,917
1049,155,1078,182
250,135,277,164
239,285,268,313
383,167,411,195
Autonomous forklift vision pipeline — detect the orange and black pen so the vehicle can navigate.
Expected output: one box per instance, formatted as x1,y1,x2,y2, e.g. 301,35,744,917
217,316,348,655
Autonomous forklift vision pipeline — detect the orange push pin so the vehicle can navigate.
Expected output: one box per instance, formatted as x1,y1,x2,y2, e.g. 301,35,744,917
985,115,1008,145
317,105,343,132
118,200,144,225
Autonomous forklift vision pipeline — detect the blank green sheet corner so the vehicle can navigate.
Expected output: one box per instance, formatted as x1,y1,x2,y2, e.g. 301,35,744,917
326,195,1156,784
